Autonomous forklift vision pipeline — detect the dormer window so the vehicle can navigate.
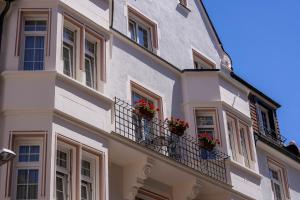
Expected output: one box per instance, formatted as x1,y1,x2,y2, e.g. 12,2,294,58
257,105,273,135
192,49,215,69
127,6,158,51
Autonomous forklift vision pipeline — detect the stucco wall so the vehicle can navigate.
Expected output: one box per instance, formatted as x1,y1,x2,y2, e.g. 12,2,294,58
113,0,221,70
106,36,184,118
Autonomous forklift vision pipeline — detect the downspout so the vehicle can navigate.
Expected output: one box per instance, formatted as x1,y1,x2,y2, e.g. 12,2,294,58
0,0,14,49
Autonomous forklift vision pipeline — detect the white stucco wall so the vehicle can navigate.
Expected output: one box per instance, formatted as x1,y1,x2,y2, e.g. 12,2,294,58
113,0,221,70
106,36,184,118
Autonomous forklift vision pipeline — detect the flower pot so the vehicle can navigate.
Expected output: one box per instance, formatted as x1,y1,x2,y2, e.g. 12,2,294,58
168,125,185,137
134,107,154,120
199,140,215,151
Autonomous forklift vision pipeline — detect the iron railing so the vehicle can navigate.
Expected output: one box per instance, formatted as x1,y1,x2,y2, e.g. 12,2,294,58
114,97,229,183
258,126,287,145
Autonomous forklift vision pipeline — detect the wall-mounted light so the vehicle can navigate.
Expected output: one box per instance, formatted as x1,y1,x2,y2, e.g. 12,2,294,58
0,148,16,166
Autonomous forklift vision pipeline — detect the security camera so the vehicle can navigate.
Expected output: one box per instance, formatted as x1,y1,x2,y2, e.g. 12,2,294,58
0,148,16,166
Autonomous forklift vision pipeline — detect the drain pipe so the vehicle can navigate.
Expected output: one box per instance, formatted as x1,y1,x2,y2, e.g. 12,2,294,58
0,0,14,49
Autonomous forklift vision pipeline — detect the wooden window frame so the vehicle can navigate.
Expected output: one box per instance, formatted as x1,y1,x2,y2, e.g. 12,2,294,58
130,81,163,121
226,112,256,168
127,6,158,51
63,14,106,85
194,108,222,146
15,9,52,58
56,134,105,200
192,49,216,69
226,115,239,162
267,158,290,199
5,132,47,199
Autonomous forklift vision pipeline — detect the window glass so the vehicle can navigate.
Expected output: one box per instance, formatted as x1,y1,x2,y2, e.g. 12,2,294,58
23,20,47,71
138,26,149,49
240,125,250,168
129,20,136,40
19,145,40,162
128,18,152,50
85,39,96,89
56,150,68,169
195,111,216,139
227,117,237,161
81,160,91,177
16,169,39,200
63,27,75,77
269,168,284,200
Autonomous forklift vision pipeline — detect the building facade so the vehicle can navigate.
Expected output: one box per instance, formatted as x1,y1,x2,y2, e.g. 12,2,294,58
0,0,299,200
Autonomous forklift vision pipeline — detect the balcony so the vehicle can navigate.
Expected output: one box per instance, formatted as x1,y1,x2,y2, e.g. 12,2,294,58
113,97,229,183
256,126,287,146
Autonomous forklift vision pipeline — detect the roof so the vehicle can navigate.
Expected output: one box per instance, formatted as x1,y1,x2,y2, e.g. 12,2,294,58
231,72,281,108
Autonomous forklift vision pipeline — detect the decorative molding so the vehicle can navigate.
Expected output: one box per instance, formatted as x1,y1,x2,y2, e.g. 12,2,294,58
123,157,156,200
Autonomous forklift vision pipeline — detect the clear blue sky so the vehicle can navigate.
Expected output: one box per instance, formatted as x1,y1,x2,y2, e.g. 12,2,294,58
203,0,300,144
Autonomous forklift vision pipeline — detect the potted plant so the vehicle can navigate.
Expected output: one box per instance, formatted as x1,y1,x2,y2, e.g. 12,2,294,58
198,133,220,151
133,99,159,120
166,117,189,136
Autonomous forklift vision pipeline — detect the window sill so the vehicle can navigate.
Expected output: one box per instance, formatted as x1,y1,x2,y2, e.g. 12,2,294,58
56,72,113,105
228,160,262,180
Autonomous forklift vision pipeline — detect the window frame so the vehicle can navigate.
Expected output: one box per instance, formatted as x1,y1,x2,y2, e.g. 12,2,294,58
226,115,239,161
56,135,104,200
257,104,271,133
194,109,220,143
226,113,256,169
179,0,188,7
127,6,158,51
192,49,216,70
21,16,48,71
267,158,290,200
62,25,77,78
12,137,45,200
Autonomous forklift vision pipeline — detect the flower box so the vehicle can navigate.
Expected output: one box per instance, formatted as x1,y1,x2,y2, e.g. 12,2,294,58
133,99,159,120
198,133,220,151
166,117,189,137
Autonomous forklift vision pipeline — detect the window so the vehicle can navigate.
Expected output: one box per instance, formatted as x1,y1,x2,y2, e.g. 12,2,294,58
239,123,251,168
85,39,97,89
81,152,97,200
257,105,271,133
269,169,284,200
192,49,215,69
55,137,102,200
195,110,218,139
63,27,76,77
179,0,188,7
129,19,151,50
226,114,255,168
128,6,158,51
268,159,290,200
56,148,71,200
13,139,44,200
22,20,47,71
227,116,238,161
62,15,106,89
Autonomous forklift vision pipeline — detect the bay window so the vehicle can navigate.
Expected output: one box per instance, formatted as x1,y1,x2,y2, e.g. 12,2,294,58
22,19,47,71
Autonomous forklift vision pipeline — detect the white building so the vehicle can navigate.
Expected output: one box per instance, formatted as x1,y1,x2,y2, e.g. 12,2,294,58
0,0,299,200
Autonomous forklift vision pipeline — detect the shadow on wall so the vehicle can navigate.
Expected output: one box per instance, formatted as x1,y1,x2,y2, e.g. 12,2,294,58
112,37,184,119
89,0,109,11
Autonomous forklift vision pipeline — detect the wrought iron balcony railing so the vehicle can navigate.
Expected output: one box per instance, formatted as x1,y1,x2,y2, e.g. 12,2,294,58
114,97,229,183
258,125,287,145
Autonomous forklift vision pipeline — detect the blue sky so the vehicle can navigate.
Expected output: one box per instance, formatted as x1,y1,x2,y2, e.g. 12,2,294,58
202,0,300,144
